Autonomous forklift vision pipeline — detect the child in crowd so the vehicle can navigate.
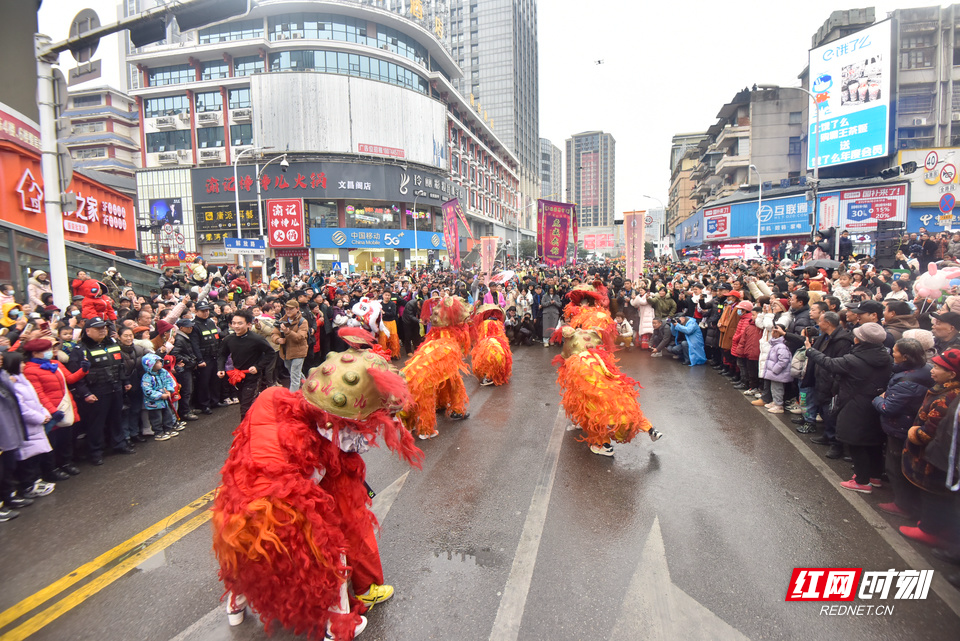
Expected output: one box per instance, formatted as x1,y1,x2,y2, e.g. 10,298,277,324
140,353,178,441
614,311,634,349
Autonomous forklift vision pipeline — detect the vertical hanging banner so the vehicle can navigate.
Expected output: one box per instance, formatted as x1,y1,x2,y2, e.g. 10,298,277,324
481,236,498,278
265,198,304,248
537,199,575,267
624,210,645,281
441,198,463,270
572,204,578,264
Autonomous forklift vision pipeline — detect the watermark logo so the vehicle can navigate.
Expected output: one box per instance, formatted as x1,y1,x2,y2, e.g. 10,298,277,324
786,568,933,615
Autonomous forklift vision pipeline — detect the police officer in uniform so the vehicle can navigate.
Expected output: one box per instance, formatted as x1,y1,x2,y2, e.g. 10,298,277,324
69,317,133,465
191,302,220,415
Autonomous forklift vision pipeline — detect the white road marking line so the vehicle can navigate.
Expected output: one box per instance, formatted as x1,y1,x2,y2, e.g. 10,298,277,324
487,406,566,641
609,517,751,641
756,405,960,618
168,472,410,641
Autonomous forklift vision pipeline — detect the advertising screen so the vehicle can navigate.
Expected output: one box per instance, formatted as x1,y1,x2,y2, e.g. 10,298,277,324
808,20,892,170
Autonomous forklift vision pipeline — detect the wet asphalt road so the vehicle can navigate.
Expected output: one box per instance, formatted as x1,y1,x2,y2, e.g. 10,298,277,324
1,346,959,641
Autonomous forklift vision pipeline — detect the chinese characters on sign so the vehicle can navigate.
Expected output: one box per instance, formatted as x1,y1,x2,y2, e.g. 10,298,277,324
265,198,305,248
358,143,405,159
537,200,576,267
480,236,498,278
818,184,908,231
624,211,644,281
195,204,259,242
441,199,462,270
703,205,731,240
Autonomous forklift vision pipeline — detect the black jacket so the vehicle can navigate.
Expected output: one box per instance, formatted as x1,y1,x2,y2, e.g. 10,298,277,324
808,341,893,446
171,332,200,370
217,331,275,373
800,327,854,393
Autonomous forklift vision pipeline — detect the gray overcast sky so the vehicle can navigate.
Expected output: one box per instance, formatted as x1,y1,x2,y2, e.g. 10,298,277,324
39,0,941,217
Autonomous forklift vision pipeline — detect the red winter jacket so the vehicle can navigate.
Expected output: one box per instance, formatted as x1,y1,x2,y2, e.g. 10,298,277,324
22,360,86,423
731,314,762,360
79,280,117,321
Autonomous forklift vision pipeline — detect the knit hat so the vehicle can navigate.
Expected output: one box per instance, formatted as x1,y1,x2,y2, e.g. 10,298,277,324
735,300,754,311
902,329,935,353
932,348,960,374
853,322,887,345
156,319,175,335
21,338,53,352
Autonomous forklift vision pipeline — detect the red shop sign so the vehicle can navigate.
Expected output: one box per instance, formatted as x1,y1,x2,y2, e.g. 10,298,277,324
265,198,304,248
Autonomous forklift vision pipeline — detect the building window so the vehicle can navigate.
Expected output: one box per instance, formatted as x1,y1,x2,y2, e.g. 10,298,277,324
145,130,192,153
196,126,224,148
234,55,262,77
73,122,106,134
268,50,428,93
198,18,264,44
788,136,801,155
230,123,254,146
202,61,229,80
144,94,191,118
899,92,935,114
195,91,222,113
73,147,107,159
788,111,802,125
902,48,934,69
229,88,251,110
72,94,102,108
148,64,194,86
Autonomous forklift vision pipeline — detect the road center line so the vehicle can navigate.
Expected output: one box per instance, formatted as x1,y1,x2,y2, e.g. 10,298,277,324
488,405,566,641
0,489,216,631
756,405,960,618
0,510,213,641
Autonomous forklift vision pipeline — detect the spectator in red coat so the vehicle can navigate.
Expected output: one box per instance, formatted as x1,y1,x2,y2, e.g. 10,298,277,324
79,280,117,322
732,302,763,395
21,337,86,478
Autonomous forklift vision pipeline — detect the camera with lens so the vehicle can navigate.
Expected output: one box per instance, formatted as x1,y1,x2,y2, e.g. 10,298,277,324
804,327,820,338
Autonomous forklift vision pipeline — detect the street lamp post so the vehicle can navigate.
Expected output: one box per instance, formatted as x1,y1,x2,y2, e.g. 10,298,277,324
748,164,764,253
756,84,821,242
232,145,273,269
642,194,666,257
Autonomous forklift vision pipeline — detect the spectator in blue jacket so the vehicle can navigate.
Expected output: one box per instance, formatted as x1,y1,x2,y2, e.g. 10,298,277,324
668,316,707,366
141,353,178,442
872,338,933,520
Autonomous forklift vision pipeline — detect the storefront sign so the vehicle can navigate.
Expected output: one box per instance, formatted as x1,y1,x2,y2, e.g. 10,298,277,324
703,205,731,240
275,248,308,258
195,203,259,243
192,161,466,206
808,19,892,169
265,198,305,248
146,252,199,266
0,105,40,152
358,143,405,159
819,184,908,231
309,227,445,251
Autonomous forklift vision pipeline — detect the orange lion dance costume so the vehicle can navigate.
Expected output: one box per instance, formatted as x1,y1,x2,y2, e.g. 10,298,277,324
471,304,513,386
401,296,472,439
212,328,422,640
552,281,616,351
553,324,663,456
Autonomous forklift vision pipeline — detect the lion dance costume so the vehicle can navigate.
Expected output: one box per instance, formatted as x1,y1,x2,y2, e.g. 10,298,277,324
552,282,662,456
471,304,513,386
212,329,422,640
401,296,472,439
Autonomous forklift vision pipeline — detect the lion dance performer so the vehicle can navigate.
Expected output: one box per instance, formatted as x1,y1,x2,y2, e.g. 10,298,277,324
471,304,513,386
212,328,422,640
553,322,663,458
552,281,617,350
401,296,472,439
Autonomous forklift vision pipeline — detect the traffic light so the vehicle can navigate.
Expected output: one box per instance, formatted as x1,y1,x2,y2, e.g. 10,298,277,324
879,166,901,179
266,258,277,274
902,161,918,174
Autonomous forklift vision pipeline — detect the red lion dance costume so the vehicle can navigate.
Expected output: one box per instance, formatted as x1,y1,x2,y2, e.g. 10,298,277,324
401,296,472,439
552,282,663,457
471,304,513,386
212,329,422,640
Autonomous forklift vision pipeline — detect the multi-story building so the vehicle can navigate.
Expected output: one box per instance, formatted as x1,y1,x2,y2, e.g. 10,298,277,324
121,0,521,271
565,130,615,237
689,88,806,209
539,138,562,200
387,0,540,226
61,86,141,179
666,132,705,233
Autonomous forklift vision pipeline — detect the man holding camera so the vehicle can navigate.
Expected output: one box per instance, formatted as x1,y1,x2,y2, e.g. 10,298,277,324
273,300,309,392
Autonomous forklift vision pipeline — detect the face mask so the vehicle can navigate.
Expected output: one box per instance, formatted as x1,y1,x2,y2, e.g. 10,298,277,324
41,350,54,360
9,310,20,319
71,310,80,317
737,309,744,316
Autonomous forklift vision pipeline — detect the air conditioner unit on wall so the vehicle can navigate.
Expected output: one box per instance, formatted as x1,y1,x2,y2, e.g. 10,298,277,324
952,113,960,122
912,117,927,126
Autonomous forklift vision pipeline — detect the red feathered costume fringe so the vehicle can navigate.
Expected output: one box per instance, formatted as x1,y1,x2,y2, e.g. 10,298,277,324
212,387,421,641
562,304,617,351
552,348,653,448
471,319,513,386
401,338,470,437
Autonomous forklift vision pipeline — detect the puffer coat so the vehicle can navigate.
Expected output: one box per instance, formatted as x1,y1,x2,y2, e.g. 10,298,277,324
872,364,933,440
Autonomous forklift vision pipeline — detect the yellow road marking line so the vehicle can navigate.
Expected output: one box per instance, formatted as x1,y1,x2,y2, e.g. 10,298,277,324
0,509,214,641
0,490,215,630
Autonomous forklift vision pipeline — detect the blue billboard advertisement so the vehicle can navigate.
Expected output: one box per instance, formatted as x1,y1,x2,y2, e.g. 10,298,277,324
733,194,812,238
807,20,892,170
309,227,446,250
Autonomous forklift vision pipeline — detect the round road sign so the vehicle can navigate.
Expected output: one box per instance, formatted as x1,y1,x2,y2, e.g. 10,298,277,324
177,250,186,261
69,9,101,64
162,223,173,235
940,193,955,215
941,164,957,185
925,150,939,172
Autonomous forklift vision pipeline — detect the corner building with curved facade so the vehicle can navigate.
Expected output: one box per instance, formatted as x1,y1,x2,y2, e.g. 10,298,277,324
126,0,522,272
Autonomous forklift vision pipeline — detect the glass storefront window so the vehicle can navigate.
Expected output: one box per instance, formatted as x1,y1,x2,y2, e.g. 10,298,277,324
308,201,338,228
345,204,400,229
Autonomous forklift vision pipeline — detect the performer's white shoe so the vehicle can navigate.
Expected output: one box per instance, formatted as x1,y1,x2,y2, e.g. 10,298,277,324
225,593,247,626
